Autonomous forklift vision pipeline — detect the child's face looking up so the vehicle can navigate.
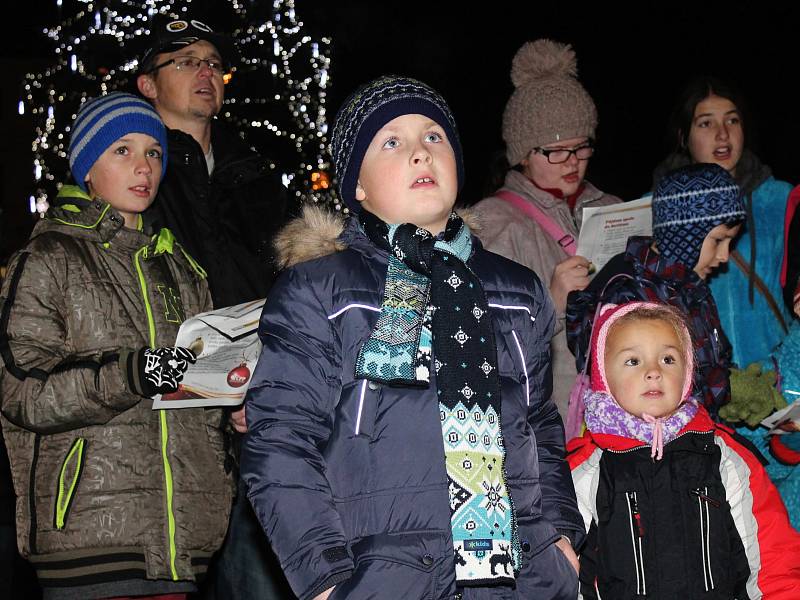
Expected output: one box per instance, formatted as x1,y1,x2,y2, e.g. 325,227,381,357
356,113,457,236
693,223,741,280
604,318,686,419
85,133,163,229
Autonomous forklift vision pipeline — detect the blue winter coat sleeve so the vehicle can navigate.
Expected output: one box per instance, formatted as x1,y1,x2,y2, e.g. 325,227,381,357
241,266,354,600
523,289,585,548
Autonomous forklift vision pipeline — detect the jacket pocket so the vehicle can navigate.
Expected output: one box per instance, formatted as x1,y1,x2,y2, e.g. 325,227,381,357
514,517,578,599
335,379,379,439
686,482,736,598
689,486,720,592
596,489,649,598
624,491,647,597
329,531,442,600
54,437,85,530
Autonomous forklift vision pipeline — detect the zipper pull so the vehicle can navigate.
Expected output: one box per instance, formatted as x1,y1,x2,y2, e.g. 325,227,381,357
628,492,645,537
690,488,721,508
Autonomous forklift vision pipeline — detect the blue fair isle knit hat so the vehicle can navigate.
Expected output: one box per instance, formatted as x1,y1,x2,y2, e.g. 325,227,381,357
330,75,464,212
652,163,745,269
69,92,168,192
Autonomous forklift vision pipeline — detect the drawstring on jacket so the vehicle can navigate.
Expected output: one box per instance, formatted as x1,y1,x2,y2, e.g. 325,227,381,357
642,413,665,460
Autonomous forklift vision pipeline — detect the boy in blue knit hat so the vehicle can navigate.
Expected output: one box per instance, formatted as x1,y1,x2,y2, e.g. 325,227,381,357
567,163,746,427
0,92,232,599
242,75,583,600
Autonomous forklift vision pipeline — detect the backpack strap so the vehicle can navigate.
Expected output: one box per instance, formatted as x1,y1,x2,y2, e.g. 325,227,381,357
494,190,577,255
730,249,788,334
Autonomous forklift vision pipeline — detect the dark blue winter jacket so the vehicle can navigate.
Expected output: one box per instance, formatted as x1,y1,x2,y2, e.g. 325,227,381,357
241,208,584,600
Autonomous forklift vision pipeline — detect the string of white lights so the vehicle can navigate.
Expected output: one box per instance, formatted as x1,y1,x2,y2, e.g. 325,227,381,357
21,0,338,215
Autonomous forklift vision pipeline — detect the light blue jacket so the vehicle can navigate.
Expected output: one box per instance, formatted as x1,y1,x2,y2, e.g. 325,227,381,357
709,176,792,367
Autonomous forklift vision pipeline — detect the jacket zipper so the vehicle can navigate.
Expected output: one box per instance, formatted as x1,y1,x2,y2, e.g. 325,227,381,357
134,246,179,581
626,491,646,596
692,486,716,591
607,429,713,455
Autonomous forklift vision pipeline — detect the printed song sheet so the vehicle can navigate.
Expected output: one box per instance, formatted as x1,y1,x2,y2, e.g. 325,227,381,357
152,299,265,409
577,196,652,273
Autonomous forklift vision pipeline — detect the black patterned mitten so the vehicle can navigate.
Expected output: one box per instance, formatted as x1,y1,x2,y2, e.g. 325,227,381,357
120,346,197,397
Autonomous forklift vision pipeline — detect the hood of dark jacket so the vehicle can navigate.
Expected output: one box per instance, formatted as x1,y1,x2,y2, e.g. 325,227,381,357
272,205,482,270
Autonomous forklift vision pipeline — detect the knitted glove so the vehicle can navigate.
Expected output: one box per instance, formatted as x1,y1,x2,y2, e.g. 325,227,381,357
720,362,787,427
119,346,196,398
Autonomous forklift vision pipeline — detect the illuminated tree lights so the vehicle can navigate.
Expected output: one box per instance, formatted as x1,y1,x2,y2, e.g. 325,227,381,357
21,0,339,215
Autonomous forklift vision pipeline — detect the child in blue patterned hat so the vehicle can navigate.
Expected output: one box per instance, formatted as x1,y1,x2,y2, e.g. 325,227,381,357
242,75,584,600
567,163,745,427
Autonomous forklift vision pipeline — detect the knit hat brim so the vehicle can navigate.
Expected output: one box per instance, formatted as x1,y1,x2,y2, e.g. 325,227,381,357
340,100,463,211
652,163,744,268
331,76,464,213
68,93,168,192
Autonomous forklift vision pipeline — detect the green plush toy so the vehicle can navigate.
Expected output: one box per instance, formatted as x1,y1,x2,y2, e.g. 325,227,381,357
719,362,787,427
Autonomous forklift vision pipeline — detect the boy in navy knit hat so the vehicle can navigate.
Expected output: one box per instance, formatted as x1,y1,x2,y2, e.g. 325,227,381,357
567,163,746,427
242,75,584,600
0,92,233,599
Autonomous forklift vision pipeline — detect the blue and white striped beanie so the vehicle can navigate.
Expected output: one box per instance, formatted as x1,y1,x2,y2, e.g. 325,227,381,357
330,75,464,212
652,163,744,268
69,92,168,192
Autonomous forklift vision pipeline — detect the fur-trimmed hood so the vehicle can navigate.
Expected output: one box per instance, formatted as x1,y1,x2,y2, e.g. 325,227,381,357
274,205,482,269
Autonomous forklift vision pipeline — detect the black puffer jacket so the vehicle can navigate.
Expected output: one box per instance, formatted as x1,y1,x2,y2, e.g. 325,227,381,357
569,409,800,599
144,122,292,308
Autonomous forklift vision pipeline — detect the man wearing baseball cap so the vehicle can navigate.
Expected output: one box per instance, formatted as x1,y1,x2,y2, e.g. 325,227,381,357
136,15,293,600
137,15,290,310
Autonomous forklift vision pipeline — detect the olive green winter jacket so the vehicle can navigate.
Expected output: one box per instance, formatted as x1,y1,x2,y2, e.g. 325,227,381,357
0,187,233,595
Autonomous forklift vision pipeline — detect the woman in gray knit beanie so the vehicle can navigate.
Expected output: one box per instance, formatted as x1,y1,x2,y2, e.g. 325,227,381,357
472,39,622,424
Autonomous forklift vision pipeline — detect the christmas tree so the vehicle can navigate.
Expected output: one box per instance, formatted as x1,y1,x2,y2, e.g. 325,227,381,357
20,0,339,215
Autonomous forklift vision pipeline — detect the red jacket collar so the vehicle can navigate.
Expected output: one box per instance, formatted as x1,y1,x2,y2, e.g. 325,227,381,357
570,406,716,453
527,176,586,211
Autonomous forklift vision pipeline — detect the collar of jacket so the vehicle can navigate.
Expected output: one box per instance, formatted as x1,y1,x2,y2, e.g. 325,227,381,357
273,204,482,270
526,174,586,209
583,406,715,453
167,121,272,184
503,169,604,211
624,236,711,301
35,184,179,254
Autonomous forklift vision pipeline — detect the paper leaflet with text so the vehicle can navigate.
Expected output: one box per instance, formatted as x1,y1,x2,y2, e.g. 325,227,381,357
577,196,652,273
152,299,265,409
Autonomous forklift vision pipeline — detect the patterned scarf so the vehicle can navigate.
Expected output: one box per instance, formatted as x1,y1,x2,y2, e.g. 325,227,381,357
357,210,519,587
584,390,699,452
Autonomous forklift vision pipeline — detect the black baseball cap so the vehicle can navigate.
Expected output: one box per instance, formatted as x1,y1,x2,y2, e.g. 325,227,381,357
139,16,238,72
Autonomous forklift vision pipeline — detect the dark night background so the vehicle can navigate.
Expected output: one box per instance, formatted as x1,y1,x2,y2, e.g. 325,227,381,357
2,1,799,262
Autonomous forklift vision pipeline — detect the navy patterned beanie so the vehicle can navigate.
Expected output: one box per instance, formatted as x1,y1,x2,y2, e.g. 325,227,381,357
69,92,168,192
330,75,464,212
652,163,744,268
